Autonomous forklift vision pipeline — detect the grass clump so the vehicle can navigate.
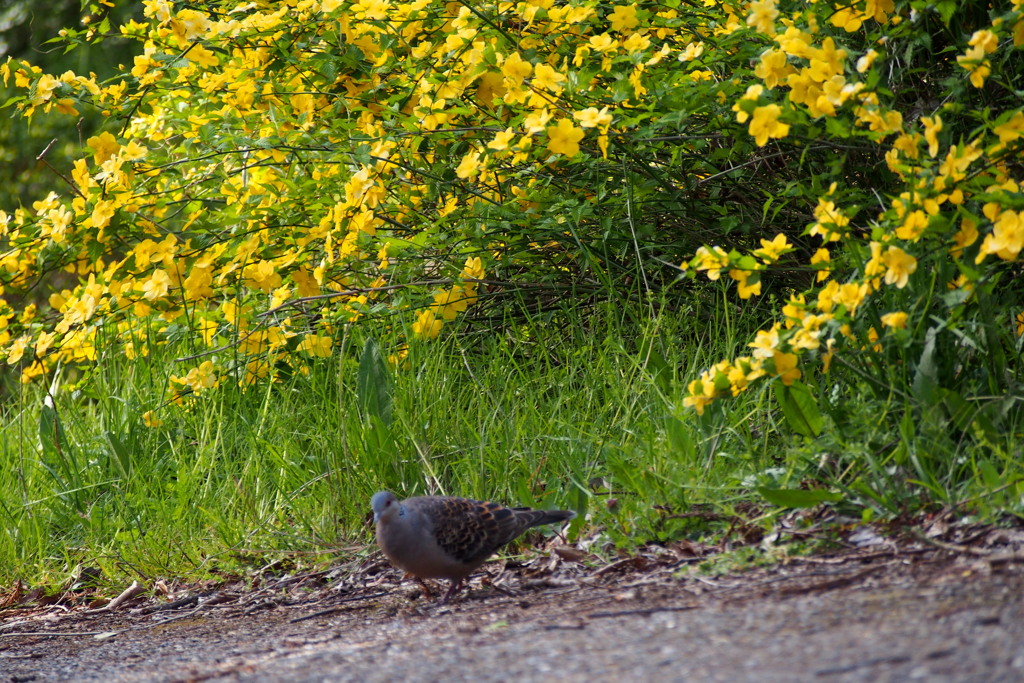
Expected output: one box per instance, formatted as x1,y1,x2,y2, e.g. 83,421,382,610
0,299,774,588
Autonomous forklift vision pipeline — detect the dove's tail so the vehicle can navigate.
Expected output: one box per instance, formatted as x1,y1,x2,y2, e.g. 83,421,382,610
514,507,576,530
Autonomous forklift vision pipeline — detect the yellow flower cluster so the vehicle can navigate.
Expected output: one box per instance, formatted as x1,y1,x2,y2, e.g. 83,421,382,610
682,0,1024,413
0,0,690,394
413,257,485,339
0,0,1021,423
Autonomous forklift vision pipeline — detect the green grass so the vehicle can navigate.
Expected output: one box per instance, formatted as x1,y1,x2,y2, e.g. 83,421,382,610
0,293,763,587
2,291,1022,592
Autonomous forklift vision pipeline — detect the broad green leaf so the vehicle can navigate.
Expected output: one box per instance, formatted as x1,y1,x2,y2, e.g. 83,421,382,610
912,327,940,403
357,338,392,426
774,381,823,437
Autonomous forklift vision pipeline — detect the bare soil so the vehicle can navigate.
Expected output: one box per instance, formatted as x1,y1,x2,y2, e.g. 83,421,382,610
3,533,1024,682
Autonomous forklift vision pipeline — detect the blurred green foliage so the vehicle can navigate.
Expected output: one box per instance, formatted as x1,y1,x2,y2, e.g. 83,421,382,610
0,0,139,211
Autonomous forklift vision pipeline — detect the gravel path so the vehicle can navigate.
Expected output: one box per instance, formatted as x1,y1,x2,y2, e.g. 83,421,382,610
3,546,1023,682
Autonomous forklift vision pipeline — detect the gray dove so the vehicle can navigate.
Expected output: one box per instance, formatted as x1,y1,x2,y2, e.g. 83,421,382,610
371,490,576,602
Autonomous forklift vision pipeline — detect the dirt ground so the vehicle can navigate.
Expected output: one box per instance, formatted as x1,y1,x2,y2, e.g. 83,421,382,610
3,530,1024,682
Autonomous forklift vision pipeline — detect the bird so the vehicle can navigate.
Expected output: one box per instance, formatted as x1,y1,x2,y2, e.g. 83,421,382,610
370,490,576,602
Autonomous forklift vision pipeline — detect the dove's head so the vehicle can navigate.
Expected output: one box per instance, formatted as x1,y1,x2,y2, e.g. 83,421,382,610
371,490,401,523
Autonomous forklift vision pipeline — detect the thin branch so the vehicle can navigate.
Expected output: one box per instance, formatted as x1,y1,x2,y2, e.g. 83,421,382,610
36,139,86,199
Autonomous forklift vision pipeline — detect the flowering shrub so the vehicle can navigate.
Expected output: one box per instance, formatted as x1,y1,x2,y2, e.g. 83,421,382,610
0,0,1021,431
678,1,1024,443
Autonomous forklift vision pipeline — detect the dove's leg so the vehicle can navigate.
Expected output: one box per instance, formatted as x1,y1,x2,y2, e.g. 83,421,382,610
440,578,463,603
413,576,434,599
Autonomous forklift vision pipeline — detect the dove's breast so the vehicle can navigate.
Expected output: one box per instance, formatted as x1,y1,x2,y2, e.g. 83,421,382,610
376,509,478,581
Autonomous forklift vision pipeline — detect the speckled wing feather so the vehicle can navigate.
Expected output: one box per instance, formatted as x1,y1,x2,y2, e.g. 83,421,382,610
423,497,573,567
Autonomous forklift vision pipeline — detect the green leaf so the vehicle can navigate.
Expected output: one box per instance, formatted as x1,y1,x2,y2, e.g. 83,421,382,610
934,0,957,24
106,431,132,477
912,327,940,403
38,398,65,461
773,381,823,437
977,459,1002,490
357,338,392,426
732,255,759,270
757,486,842,508
665,416,695,462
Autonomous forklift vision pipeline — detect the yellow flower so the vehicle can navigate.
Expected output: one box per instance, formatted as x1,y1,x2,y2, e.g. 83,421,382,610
194,360,219,390
89,199,116,231
867,326,882,352
388,345,409,369
809,197,849,242
748,104,790,146
622,33,651,54
501,52,533,80
6,335,29,365
487,128,517,151
678,41,705,62
608,4,639,33
836,282,867,315
729,269,762,299
456,150,482,179
413,309,442,339
830,7,863,32
588,33,618,52
87,131,120,165
882,246,917,288
573,107,613,129
791,316,824,350
811,248,832,282
143,410,164,429
732,84,764,123
896,209,928,241
746,0,778,35
183,264,214,300
821,338,837,373
32,330,54,358
533,64,566,91
189,44,219,68
433,288,469,321
546,119,585,156
172,8,210,41
957,46,991,88
199,318,219,346
524,108,552,134
921,115,942,157
951,217,978,257
692,245,730,280
462,256,485,280
968,29,999,54
298,334,333,357
772,351,801,385
141,269,171,300
993,112,1024,146
782,294,807,327
726,357,765,395
856,49,878,73
976,210,1024,262
749,324,781,359
170,360,220,396
881,311,908,329
754,49,792,89
682,375,716,415
753,233,791,263
243,260,282,293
